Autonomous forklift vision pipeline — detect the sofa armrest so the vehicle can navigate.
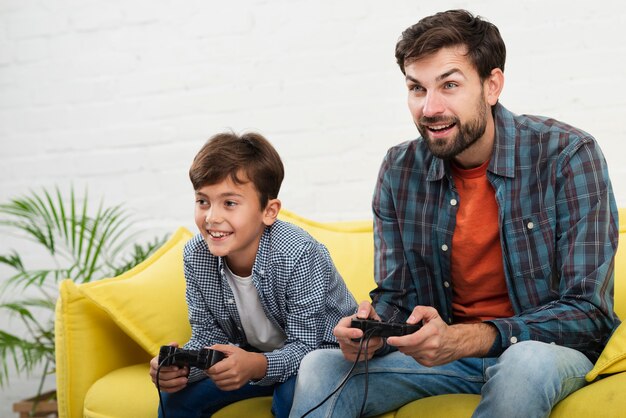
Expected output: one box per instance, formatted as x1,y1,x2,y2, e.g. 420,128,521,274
55,279,151,418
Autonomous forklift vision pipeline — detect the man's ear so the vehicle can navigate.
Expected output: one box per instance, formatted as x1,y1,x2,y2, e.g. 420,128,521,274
262,198,281,226
485,68,504,106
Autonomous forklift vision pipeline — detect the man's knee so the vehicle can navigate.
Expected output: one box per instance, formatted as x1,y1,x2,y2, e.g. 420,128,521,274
498,341,580,377
299,349,345,376
489,340,592,394
499,341,554,368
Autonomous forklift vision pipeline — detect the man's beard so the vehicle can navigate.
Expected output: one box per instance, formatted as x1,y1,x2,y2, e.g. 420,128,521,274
417,94,488,160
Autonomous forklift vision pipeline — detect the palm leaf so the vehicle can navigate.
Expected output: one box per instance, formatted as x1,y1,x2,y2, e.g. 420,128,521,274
55,187,69,248
0,185,164,388
0,331,52,386
0,251,24,271
110,235,168,277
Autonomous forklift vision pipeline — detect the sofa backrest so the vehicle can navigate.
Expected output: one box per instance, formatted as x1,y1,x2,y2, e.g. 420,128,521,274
615,208,625,320
278,209,375,303
280,208,625,321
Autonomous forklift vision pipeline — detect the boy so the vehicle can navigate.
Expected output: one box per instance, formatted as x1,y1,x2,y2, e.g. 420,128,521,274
149,131,357,418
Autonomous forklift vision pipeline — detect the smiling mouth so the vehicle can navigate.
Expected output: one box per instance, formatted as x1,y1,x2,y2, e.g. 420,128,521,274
426,122,456,132
208,230,232,239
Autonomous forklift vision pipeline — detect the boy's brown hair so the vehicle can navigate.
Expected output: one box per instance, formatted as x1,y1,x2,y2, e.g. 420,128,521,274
189,131,284,208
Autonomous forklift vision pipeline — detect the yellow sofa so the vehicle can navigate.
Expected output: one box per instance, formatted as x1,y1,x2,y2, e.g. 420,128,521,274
55,209,625,418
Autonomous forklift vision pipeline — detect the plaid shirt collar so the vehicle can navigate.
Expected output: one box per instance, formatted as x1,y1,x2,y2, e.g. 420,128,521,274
426,102,516,182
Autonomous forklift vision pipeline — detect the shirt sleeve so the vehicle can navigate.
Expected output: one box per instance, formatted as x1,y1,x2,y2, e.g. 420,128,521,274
183,249,231,383
370,150,419,324
486,138,619,360
253,243,356,385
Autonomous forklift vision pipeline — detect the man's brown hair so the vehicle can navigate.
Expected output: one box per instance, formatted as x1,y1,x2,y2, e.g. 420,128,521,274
189,131,284,208
395,9,506,80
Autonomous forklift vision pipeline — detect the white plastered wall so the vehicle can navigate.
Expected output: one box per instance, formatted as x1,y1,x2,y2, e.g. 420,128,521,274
0,0,625,412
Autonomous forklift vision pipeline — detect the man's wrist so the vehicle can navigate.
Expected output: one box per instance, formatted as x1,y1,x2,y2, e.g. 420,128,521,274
452,322,498,358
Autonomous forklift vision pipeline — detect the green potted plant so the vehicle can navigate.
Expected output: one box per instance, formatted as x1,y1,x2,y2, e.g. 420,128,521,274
0,186,166,416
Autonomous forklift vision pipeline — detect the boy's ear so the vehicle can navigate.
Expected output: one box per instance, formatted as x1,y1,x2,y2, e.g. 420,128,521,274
262,198,281,226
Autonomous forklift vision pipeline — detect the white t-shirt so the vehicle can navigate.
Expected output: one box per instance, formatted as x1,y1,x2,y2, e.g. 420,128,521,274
224,263,287,352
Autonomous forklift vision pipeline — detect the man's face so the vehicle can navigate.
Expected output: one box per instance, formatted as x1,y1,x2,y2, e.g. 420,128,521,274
404,45,493,162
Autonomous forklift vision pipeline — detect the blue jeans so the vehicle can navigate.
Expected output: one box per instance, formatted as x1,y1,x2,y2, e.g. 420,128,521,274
288,341,593,418
158,375,296,418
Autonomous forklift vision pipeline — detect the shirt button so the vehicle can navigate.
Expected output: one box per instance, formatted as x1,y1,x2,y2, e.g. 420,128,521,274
259,269,265,276
510,336,518,344
450,199,458,206
448,317,453,324
443,281,450,288
441,244,449,251
227,298,235,304
527,221,534,230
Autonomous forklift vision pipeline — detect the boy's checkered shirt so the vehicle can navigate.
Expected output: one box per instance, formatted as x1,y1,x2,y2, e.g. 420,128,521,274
182,219,357,385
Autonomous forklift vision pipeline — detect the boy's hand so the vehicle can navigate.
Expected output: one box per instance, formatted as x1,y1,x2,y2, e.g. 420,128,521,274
149,342,189,393
206,344,268,391
333,300,384,362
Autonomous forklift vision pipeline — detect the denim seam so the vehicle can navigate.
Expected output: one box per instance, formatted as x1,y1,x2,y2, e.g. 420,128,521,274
350,367,486,383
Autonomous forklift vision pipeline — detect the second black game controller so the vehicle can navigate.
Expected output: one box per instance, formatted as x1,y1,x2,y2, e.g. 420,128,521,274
350,318,422,338
158,345,224,370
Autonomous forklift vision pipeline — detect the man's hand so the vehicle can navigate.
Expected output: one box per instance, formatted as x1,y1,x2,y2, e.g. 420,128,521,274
386,306,497,367
206,345,268,391
149,342,188,393
333,300,384,362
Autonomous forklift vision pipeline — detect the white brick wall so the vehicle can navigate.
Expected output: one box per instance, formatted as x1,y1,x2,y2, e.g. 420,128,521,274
1,0,625,412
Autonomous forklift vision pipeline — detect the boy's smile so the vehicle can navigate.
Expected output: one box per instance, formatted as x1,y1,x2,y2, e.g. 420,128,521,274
194,174,278,276
207,230,232,239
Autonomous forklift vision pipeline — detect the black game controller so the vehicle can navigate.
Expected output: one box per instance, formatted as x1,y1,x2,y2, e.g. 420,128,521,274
158,345,224,370
350,318,422,338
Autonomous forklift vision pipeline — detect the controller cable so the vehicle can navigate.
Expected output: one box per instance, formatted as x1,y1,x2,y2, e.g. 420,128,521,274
156,353,180,418
300,326,381,418
156,331,381,418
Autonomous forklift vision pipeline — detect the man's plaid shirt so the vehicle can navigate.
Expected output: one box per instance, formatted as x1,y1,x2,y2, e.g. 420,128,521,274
371,103,619,362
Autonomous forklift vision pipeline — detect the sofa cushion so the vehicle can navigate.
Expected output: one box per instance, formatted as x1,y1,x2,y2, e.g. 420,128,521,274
213,397,274,418
84,363,158,418
551,371,626,417
395,394,480,417
586,321,626,381
213,396,396,418
80,227,194,356
394,372,626,418
278,209,375,303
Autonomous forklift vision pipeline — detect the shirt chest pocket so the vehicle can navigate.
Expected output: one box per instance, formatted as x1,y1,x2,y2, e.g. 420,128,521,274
503,212,555,282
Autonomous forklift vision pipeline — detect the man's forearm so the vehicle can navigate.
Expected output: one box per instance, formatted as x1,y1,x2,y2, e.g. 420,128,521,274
450,322,498,358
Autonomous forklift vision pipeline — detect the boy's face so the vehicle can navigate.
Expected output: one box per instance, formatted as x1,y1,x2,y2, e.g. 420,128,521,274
194,174,279,276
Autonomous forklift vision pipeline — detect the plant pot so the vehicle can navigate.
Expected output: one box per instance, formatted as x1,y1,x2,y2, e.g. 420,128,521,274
12,390,58,418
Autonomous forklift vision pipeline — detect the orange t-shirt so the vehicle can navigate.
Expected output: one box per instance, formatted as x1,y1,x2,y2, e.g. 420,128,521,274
450,159,514,323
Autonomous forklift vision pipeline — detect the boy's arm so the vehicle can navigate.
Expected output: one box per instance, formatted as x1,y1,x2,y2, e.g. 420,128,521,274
253,243,356,386
183,249,231,382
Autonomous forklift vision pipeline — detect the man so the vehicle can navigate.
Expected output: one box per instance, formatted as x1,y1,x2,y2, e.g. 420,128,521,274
289,9,619,418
